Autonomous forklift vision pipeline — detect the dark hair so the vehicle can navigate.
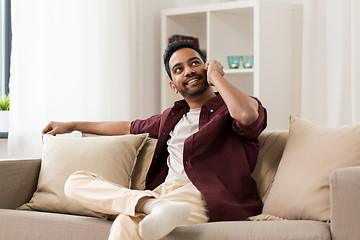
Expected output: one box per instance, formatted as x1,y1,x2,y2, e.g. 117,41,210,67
163,40,206,80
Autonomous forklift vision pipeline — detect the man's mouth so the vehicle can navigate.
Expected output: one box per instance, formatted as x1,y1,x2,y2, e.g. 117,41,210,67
184,75,202,86
187,79,198,85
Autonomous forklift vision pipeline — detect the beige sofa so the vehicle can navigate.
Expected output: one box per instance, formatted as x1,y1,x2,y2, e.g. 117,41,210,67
1,130,359,240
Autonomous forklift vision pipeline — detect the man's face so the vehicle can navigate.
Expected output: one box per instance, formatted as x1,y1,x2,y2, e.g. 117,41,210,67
168,48,209,98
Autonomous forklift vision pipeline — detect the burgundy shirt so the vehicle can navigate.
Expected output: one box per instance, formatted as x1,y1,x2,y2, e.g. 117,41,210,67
130,93,267,222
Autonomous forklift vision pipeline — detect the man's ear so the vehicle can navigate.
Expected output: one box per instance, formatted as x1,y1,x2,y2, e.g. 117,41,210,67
169,81,178,94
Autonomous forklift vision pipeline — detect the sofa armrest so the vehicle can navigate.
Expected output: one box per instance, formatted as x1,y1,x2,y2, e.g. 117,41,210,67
330,166,360,240
0,159,41,209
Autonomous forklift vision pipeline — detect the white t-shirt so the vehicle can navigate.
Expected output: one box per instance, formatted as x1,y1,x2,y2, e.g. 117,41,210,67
165,108,201,182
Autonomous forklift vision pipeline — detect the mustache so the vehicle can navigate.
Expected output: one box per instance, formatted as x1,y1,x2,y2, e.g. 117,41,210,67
183,74,204,86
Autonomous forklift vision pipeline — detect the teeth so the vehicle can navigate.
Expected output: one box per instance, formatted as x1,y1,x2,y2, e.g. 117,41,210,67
188,79,197,84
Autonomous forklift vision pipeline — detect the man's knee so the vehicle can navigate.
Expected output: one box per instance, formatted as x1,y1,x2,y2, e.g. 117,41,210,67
64,170,95,199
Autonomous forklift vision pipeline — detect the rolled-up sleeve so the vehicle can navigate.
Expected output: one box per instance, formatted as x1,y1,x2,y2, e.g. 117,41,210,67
130,114,162,139
232,98,267,140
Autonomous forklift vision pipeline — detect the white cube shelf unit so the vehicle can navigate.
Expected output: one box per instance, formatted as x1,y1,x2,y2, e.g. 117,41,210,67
161,0,303,130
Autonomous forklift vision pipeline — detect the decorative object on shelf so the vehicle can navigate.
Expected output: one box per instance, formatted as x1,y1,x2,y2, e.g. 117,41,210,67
227,56,241,69
241,55,254,69
0,94,10,133
168,34,199,49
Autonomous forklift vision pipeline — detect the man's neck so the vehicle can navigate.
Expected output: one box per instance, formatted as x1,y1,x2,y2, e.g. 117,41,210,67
185,90,216,109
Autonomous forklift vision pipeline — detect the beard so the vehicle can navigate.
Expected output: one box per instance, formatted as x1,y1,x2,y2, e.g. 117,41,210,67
176,74,211,98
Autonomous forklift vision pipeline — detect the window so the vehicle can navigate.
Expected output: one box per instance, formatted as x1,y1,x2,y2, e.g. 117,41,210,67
0,0,11,97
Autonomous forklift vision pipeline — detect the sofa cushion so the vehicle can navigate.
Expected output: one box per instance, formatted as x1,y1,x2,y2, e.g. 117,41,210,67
0,209,331,240
263,115,360,221
251,130,288,204
81,133,157,190
19,134,148,217
164,220,331,240
0,209,111,240
130,137,157,190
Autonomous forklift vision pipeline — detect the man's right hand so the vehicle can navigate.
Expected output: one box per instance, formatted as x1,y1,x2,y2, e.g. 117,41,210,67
42,121,76,136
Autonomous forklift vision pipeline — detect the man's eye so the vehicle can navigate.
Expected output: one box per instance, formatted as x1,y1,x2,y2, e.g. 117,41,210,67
192,61,200,66
174,68,182,74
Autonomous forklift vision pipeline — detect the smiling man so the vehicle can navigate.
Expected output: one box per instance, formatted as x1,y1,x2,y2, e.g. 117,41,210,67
43,40,267,240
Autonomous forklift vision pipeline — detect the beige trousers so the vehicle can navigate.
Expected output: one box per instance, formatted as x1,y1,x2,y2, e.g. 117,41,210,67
64,171,209,240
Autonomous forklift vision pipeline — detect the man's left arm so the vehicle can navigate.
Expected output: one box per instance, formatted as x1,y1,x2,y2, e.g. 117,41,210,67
205,60,259,126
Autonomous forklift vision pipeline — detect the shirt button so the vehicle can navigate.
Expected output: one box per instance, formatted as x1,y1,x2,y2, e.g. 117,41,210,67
163,132,166,135
210,109,214,113
185,161,188,165
171,112,174,115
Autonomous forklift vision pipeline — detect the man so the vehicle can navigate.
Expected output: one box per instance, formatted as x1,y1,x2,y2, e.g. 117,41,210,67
43,40,267,240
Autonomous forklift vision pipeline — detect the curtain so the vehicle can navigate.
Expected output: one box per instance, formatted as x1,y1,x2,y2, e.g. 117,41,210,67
8,0,139,158
301,0,360,126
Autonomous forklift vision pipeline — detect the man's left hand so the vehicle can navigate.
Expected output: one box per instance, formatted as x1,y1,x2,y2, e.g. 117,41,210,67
205,60,225,86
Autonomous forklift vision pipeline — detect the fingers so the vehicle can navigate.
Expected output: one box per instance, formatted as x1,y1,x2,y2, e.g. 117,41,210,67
205,61,211,69
42,122,57,135
220,67,225,76
42,124,52,135
217,63,225,76
42,121,76,136
206,60,225,76
46,129,57,136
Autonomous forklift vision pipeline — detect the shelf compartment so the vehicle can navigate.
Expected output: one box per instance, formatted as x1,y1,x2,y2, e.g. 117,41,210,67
165,12,207,50
208,8,254,67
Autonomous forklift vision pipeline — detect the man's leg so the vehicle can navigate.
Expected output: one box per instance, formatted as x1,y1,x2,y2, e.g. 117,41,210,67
65,171,207,240
153,179,209,226
107,214,144,240
64,170,155,216
136,198,191,239
136,179,209,239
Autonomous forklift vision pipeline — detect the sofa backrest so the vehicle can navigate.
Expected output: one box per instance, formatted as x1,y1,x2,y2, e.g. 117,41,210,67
131,130,289,203
251,130,288,204
83,131,289,204
0,159,41,209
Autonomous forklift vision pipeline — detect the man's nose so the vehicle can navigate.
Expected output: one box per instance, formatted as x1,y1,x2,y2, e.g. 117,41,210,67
184,65,195,76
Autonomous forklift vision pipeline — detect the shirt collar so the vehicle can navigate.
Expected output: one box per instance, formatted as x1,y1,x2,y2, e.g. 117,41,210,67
203,92,223,112
173,92,224,111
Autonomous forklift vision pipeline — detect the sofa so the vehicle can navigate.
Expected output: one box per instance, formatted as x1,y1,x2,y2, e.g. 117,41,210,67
1,118,360,240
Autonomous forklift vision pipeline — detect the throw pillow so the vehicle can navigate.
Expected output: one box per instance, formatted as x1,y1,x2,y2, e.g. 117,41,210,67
82,133,158,190
19,133,148,217
251,130,289,204
263,115,360,221
130,137,157,190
